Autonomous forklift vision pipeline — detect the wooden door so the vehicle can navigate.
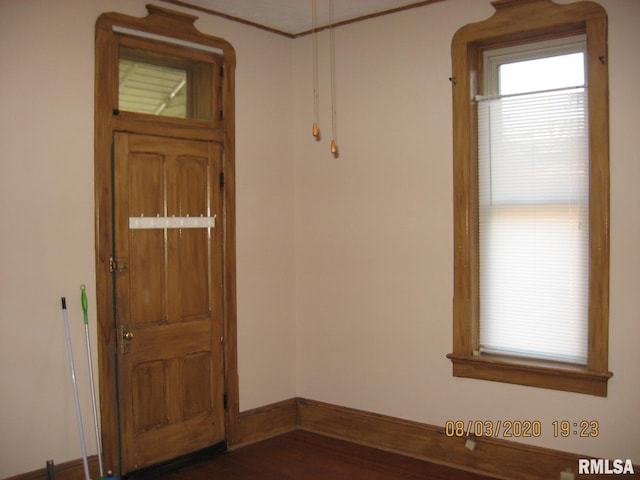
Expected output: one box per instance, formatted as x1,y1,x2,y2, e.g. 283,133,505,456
113,132,225,473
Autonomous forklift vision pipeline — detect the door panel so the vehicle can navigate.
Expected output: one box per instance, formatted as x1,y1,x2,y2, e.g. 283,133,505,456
171,154,213,322
114,132,225,474
128,152,166,326
176,228,210,319
132,361,167,432
182,352,213,418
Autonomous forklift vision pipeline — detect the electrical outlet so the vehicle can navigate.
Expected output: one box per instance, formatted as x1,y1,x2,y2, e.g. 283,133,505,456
560,469,575,480
465,437,476,451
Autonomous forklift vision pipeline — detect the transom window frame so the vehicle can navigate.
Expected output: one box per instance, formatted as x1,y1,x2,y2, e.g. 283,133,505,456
447,0,612,396
113,31,223,125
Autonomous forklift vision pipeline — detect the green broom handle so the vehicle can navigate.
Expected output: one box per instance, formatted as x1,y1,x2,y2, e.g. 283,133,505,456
80,284,106,479
81,284,89,325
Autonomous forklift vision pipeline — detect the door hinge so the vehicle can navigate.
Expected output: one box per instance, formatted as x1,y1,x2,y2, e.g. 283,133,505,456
220,66,224,78
219,172,225,189
109,257,129,273
223,393,228,410
219,109,224,120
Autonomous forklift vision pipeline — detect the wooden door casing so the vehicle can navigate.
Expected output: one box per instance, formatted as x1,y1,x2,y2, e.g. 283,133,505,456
95,8,238,475
114,133,225,473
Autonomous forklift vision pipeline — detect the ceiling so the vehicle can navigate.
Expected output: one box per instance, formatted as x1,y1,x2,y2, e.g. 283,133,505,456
161,0,443,37
119,1,445,116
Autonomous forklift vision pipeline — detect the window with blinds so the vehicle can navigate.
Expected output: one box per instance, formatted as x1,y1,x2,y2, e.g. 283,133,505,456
477,36,589,365
449,0,610,396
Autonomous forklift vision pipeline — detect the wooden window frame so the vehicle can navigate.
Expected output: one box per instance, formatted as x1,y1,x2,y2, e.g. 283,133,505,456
118,38,218,121
447,0,612,396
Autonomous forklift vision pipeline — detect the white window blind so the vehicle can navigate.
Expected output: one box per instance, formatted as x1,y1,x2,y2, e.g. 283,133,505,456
477,86,589,365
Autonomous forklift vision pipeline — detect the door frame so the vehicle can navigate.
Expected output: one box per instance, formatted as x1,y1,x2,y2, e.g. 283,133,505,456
94,6,239,475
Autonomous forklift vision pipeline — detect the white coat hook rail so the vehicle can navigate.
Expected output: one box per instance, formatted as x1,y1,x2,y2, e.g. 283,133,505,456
129,214,216,229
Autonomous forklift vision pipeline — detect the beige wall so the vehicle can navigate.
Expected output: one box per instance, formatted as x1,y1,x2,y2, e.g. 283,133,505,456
0,0,638,477
293,0,640,464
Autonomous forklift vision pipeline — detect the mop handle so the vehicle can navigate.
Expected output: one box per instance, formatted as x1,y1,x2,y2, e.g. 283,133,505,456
80,285,105,479
61,298,91,480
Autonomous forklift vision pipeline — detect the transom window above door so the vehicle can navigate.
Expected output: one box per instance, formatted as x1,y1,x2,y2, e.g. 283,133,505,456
116,37,221,122
119,55,187,117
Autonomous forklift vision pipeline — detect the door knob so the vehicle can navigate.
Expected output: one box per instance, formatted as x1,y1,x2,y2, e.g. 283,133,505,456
121,325,134,354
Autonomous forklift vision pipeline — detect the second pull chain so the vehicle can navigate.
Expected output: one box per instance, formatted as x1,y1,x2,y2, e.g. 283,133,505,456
328,0,339,157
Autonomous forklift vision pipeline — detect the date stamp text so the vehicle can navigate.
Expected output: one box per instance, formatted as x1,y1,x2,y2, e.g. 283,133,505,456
444,420,599,438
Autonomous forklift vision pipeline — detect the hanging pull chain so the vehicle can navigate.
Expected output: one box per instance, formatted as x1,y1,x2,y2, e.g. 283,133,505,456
329,0,338,157
312,0,320,139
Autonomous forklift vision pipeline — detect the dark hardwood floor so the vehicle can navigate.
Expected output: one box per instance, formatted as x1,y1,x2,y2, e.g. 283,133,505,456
153,430,497,480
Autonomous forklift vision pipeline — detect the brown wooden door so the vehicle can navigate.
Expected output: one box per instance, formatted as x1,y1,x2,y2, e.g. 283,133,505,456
113,132,225,473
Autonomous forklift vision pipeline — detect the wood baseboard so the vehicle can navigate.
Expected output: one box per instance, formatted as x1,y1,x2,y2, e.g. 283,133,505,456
295,398,638,480
4,456,100,480
233,397,298,448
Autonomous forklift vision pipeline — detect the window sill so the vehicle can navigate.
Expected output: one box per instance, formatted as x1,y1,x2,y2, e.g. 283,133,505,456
446,353,612,397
